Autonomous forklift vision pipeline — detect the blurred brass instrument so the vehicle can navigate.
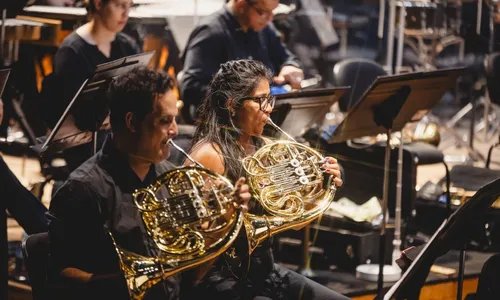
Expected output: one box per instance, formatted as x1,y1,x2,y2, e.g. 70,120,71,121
448,187,500,209
353,118,441,147
109,140,244,300
241,118,337,253
407,120,441,147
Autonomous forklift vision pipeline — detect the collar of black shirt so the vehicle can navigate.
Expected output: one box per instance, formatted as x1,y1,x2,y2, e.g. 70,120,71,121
100,134,157,192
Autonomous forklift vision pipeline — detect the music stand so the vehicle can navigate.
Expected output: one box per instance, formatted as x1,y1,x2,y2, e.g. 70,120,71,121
0,68,10,300
32,52,154,157
383,177,500,300
266,87,348,140
328,67,464,298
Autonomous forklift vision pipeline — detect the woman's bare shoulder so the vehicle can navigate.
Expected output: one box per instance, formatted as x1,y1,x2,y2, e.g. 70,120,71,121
188,142,225,175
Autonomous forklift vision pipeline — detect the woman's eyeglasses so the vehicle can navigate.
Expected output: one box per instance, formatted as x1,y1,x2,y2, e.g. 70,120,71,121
246,0,273,19
240,95,276,111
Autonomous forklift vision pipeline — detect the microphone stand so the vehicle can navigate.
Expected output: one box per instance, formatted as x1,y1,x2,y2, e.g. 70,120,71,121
477,0,483,35
392,132,403,271
1,9,5,59
378,0,385,40
385,0,397,74
194,0,199,26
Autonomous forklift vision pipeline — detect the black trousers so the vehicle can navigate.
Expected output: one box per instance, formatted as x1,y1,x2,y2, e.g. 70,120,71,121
0,156,48,234
184,262,350,300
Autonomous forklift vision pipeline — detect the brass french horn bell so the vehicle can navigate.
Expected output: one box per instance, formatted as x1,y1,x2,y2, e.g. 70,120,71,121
241,117,338,253
108,140,244,300
409,120,441,147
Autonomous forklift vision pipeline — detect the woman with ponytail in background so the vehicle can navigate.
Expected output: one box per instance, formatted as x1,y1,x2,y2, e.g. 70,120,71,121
41,0,139,173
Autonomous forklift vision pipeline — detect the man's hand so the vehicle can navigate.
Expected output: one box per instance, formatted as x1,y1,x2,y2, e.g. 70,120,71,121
321,157,343,187
273,65,304,89
232,177,251,213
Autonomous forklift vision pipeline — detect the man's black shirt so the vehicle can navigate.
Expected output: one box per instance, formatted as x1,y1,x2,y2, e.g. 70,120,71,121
180,5,301,109
47,136,180,300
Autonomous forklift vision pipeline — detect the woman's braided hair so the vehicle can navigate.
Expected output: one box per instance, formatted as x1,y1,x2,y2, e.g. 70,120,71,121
192,59,273,181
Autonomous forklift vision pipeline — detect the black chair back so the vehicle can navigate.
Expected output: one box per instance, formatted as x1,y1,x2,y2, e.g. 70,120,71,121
472,253,500,299
485,52,500,106
22,232,49,300
332,58,387,112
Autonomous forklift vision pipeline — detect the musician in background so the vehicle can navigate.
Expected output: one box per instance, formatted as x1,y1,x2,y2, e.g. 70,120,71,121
47,66,252,300
40,0,139,172
185,59,347,300
179,0,304,123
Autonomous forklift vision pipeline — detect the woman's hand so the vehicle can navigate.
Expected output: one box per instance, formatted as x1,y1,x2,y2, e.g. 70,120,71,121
232,177,251,212
321,157,343,187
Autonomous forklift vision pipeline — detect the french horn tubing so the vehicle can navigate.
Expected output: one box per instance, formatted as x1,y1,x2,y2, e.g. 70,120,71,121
241,117,338,253
108,140,244,300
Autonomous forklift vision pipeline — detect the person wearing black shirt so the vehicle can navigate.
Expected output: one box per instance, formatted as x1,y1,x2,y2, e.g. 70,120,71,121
186,60,348,300
179,0,304,123
40,0,139,172
47,66,251,300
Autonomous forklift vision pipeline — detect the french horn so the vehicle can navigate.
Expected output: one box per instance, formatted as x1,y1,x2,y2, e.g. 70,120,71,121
239,117,338,258
407,120,441,147
108,140,244,300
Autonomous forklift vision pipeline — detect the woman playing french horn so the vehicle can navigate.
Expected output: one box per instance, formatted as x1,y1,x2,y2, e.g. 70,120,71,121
184,60,348,300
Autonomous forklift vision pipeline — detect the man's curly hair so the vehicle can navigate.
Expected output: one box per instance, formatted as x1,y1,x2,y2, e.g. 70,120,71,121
108,66,174,132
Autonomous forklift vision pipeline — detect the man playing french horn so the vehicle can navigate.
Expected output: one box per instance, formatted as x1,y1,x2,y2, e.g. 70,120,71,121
46,67,251,300
185,60,348,300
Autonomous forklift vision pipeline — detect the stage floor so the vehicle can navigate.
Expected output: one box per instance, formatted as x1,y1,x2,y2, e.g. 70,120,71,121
5,250,492,299
280,250,492,298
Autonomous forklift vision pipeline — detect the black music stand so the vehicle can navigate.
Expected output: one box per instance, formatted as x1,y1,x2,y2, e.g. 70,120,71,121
266,87,348,140
0,68,11,300
328,68,464,298
383,177,500,300
32,52,154,157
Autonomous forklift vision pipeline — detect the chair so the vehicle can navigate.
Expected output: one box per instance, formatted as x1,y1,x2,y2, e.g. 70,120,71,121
332,58,387,112
485,53,500,168
22,232,49,300
466,253,500,299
